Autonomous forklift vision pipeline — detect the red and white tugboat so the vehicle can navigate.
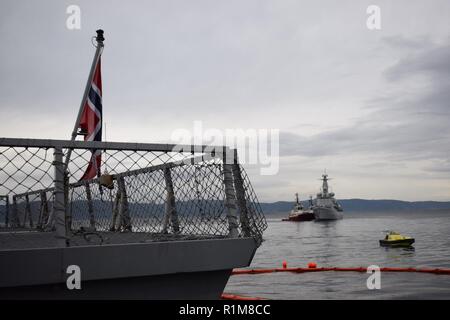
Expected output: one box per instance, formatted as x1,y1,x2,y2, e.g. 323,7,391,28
282,193,315,222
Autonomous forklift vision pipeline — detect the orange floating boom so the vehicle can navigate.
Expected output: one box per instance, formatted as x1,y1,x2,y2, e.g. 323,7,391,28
221,293,266,300
231,266,450,275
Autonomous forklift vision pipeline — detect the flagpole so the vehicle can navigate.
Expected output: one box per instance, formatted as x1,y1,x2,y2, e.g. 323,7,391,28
64,29,105,170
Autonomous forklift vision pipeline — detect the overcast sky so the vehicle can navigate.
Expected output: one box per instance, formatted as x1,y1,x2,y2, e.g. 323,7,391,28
0,0,449,202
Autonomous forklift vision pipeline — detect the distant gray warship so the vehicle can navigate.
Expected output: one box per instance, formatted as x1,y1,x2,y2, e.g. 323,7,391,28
313,173,343,220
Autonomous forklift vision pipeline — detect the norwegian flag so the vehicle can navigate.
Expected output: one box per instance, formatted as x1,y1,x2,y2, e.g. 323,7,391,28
79,58,102,181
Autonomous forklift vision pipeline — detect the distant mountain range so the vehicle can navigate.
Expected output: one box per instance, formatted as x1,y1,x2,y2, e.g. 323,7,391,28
260,199,450,214
2,199,450,223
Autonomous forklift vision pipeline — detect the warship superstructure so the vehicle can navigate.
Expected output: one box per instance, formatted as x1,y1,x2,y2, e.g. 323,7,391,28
313,173,343,220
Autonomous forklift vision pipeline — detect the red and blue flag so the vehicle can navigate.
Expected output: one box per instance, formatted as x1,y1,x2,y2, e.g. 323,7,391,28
79,58,102,180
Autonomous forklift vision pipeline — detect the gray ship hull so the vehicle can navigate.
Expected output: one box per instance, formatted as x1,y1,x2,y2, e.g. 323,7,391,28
0,137,267,300
313,207,343,221
0,237,257,300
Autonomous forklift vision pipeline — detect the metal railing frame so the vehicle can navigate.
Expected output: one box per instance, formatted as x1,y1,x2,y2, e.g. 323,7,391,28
0,138,250,246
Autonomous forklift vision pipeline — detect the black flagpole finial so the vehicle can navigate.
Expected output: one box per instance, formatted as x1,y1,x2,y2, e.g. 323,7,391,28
96,29,105,43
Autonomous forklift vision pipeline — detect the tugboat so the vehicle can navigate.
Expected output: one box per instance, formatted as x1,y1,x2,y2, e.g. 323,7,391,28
313,173,343,221
380,231,415,247
282,193,315,222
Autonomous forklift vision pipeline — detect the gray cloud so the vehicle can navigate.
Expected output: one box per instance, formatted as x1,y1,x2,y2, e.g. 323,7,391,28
1,1,449,201
381,35,434,51
280,39,450,168
384,41,450,82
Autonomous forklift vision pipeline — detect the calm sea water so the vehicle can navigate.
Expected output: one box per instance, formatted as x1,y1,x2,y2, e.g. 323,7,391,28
225,210,450,299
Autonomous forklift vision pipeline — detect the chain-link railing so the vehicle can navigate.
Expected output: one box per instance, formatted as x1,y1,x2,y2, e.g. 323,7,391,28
0,138,267,250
